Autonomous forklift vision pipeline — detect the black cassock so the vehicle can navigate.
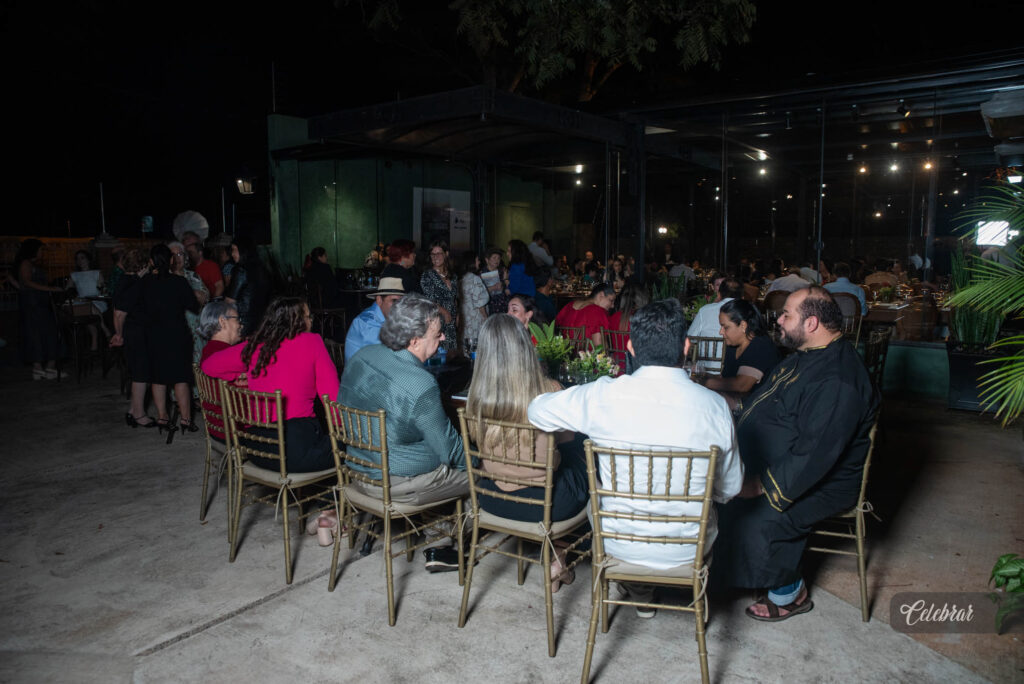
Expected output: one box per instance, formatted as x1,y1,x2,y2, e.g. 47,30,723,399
715,337,878,589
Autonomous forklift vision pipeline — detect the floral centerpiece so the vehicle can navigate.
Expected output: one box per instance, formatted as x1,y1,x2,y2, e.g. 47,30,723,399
566,348,621,384
529,321,574,377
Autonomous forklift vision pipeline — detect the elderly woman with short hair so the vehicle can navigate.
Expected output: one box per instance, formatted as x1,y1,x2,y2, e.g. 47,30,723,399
199,300,242,362
195,300,243,445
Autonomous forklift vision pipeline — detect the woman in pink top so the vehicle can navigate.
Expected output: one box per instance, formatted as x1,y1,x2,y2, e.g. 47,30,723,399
554,282,614,350
202,297,340,472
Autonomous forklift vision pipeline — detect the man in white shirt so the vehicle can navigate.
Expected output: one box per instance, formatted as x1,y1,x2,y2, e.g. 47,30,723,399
767,267,811,293
528,298,743,615
687,278,744,372
528,231,554,268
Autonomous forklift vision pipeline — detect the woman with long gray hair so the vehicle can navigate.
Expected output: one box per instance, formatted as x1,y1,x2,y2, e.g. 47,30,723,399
465,314,588,591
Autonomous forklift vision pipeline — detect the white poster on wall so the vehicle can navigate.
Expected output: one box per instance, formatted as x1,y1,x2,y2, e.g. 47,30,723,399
413,187,471,253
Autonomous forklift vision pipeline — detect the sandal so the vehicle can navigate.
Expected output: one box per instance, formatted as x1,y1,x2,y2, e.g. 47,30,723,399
745,590,814,622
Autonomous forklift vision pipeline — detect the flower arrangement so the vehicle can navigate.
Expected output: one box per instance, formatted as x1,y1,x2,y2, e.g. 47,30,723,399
567,348,621,383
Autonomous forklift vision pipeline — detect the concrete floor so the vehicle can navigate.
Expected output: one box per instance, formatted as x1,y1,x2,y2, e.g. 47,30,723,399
0,368,1020,683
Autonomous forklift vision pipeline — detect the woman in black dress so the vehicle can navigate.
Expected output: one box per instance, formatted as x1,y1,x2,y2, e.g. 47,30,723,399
110,248,155,427
380,239,420,294
224,237,271,337
14,239,65,379
139,244,200,433
704,299,779,396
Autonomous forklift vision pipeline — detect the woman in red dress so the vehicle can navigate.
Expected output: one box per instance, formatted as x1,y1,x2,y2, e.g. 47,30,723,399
554,282,614,350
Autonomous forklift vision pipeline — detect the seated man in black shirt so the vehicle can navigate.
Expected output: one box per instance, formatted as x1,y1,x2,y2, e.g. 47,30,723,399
715,287,878,621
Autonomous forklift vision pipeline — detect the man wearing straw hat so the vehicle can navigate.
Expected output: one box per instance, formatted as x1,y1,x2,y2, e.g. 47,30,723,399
344,276,405,362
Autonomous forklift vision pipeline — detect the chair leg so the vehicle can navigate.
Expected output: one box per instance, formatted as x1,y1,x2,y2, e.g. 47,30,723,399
856,512,869,622
542,539,556,657
458,521,481,628
282,491,293,585
228,470,243,562
455,500,465,587
580,572,603,684
693,579,710,684
406,519,414,562
384,514,396,626
199,444,212,521
517,538,525,585
600,579,609,633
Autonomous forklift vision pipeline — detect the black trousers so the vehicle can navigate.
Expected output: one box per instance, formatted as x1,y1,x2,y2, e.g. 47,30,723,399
478,436,590,523
245,416,335,473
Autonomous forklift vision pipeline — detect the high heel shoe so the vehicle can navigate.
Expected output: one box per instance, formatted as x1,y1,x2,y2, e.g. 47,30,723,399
550,549,575,594
178,418,200,433
126,413,156,428
305,511,341,547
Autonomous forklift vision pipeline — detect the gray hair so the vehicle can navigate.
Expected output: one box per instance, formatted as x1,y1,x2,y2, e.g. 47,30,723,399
379,293,440,351
199,300,237,339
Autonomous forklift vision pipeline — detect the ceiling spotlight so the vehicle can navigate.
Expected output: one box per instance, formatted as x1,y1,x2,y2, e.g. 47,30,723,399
890,163,899,172
657,226,668,235
786,194,793,200
575,179,582,185
575,164,583,174
859,165,868,174
923,161,933,170
714,195,720,201
759,167,767,176
890,142,899,150
953,189,960,195
897,100,909,118
874,211,883,218
757,150,768,161
962,171,968,177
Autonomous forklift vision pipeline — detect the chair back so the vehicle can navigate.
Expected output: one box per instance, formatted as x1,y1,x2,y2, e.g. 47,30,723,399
832,293,863,344
221,384,287,476
856,421,879,511
323,339,345,378
902,297,938,341
688,336,725,367
322,397,392,504
193,363,226,444
583,440,720,572
456,407,557,530
863,326,892,390
602,328,630,370
763,290,789,313
556,325,589,353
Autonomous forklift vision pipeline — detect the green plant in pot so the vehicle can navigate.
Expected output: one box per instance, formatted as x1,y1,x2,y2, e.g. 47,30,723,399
945,181,1023,424
529,321,574,377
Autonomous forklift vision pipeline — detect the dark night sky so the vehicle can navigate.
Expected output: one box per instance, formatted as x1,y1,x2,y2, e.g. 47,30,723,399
4,0,1020,240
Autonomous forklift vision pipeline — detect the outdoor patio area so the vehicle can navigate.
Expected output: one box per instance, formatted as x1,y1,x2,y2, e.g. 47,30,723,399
0,366,1020,683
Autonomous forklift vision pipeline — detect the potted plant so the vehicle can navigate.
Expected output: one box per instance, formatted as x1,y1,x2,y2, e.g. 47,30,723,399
529,321,574,378
945,181,1023,421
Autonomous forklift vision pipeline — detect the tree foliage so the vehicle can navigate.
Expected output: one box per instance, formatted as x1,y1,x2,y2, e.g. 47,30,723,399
342,0,755,101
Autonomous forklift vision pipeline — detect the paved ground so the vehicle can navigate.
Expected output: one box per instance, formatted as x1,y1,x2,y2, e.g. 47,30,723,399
0,367,1020,683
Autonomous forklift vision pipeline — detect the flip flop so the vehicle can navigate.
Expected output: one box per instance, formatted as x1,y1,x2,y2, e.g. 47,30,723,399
745,592,814,622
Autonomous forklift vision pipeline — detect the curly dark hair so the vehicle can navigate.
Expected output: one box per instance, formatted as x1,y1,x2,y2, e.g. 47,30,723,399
241,296,309,378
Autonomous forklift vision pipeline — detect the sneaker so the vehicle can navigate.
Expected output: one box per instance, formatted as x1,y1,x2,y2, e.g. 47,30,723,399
618,583,657,618
423,546,460,573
